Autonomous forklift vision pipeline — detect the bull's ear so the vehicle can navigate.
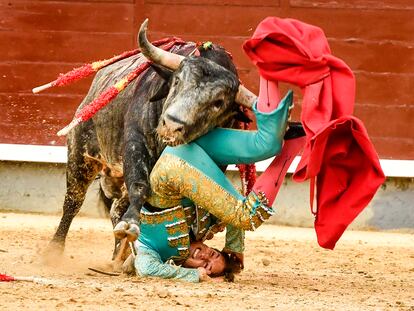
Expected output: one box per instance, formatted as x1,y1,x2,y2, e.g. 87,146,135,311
150,82,170,102
234,108,252,123
150,63,173,81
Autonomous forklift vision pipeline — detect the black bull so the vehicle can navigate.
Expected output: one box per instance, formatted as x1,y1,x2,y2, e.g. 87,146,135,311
48,40,251,258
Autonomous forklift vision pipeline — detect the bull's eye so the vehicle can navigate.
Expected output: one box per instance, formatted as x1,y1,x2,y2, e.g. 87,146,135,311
173,78,179,86
212,100,223,110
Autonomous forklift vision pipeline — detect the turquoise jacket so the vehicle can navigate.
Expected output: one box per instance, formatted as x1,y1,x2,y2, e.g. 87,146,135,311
134,205,199,282
134,204,244,283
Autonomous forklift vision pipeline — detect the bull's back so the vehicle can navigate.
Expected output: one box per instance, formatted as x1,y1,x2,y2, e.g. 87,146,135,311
73,54,164,173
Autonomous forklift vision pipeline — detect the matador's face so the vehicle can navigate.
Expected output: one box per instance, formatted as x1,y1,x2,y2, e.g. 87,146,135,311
183,241,226,276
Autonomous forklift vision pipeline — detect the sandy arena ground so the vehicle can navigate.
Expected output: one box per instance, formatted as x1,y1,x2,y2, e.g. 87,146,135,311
0,212,413,311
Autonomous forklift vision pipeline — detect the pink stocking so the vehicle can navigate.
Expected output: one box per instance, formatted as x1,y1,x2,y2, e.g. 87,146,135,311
253,136,306,206
254,76,305,205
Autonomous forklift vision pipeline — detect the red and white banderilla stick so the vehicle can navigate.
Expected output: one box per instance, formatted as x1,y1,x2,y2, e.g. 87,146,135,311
1,273,51,284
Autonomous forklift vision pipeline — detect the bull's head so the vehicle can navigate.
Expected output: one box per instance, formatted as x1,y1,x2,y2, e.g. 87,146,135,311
138,19,257,146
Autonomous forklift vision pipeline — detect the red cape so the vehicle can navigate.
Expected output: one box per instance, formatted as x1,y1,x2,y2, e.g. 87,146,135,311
243,17,385,249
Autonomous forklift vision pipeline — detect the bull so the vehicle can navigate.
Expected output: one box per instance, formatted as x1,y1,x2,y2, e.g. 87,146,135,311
48,20,256,265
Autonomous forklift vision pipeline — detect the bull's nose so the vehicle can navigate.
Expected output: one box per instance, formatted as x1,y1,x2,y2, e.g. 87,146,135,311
163,114,185,134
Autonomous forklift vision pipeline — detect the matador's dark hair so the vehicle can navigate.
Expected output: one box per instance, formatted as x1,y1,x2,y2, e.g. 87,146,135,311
211,249,243,282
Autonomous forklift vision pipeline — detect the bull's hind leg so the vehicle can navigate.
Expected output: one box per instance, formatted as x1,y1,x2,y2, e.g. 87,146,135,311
109,195,132,271
48,126,102,253
98,181,132,272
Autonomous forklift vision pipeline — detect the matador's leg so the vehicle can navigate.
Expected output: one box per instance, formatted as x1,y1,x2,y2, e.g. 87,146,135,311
148,143,274,231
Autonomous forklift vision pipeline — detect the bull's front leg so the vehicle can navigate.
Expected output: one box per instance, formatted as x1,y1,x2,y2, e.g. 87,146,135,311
113,130,152,241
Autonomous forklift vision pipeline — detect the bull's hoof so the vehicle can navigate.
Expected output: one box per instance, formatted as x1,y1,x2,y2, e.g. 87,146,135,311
114,221,140,241
113,221,129,240
125,224,140,242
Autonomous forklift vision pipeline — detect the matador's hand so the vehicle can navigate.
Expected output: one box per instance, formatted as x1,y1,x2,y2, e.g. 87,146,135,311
197,267,211,282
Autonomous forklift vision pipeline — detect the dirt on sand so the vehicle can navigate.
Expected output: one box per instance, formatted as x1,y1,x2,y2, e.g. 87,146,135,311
0,212,413,311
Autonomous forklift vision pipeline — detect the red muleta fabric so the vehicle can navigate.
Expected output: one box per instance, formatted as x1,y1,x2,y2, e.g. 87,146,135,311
243,17,385,249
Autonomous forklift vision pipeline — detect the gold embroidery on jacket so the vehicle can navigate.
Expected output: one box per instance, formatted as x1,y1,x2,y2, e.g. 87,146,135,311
140,205,186,225
168,234,190,248
165,220,189,236
184,206,196,226
147,154,274,231
177,247,190,258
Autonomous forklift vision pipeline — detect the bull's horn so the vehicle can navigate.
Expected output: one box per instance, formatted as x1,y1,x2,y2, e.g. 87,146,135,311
235,85,257,109
138,19,184,70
